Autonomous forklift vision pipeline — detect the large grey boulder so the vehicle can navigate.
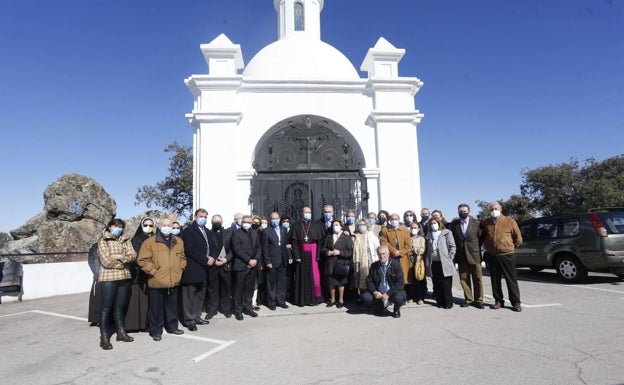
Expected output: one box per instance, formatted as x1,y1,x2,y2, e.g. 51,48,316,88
43,173,116,224
1,174,119,262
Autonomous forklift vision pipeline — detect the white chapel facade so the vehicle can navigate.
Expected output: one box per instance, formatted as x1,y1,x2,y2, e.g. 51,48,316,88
185,0,424,220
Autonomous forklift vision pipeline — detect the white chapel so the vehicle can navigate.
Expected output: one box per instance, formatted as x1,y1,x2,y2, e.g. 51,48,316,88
185,0,424,221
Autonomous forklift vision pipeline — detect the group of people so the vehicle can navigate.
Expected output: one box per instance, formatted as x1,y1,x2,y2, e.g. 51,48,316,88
90,201,524,350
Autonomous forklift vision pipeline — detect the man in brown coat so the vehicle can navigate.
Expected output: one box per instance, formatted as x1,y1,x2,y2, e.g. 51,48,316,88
138,217,187,340
480,202,523,312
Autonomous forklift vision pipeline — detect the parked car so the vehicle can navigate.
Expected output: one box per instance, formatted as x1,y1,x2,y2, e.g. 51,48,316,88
515,208,624,282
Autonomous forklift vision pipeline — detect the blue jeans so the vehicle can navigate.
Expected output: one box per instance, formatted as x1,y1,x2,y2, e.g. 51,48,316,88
99,279,131,334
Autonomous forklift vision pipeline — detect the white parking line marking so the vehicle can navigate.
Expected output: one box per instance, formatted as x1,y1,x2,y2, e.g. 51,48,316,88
568,286,624,294
166,332,236,362
191,340,236,362
522,303,562,308
31,310,88,322
0,310,236,361
0,310,32,318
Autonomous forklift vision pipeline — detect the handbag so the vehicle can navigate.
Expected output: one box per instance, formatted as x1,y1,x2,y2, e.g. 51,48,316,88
414,257,425,281
332,260,350,277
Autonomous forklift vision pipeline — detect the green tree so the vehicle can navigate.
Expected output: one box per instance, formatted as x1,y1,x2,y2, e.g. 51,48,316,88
520,155,624,215
576,156,624,210
135,142,193,221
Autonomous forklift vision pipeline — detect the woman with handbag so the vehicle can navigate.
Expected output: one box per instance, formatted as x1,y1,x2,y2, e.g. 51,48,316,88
320,219,354,308
409,222,427,305
425,218,456,309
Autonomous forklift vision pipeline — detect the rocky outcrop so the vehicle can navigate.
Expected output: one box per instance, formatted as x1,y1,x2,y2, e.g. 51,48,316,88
1,174,114,263
0,174,171,263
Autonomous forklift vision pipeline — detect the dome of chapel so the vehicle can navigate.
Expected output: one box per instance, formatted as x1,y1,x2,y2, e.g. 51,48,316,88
243,35,360,80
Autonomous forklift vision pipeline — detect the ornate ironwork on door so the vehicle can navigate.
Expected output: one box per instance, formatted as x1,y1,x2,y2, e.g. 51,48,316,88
251,115,367,220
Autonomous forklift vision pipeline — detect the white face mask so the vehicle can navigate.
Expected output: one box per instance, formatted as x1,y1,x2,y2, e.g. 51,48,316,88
410,229,419,236
171,229,181,236
358,225,367,233
491,209,501,218
333,225,342,234
431,223,440,232
142,225,154,234
389,220,399,228
242,223,252,231
261,223,268,229
303,213,312,221
160,226,172,236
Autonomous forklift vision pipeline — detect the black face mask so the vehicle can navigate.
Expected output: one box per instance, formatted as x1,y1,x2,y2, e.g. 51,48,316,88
378,217,387,225
212,222,222,231
252,224,260,230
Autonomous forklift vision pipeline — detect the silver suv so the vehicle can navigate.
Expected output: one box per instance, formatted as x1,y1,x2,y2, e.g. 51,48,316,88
516,208,624,282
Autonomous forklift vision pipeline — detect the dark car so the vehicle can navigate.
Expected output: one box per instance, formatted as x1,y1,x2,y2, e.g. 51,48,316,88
515,208,624,282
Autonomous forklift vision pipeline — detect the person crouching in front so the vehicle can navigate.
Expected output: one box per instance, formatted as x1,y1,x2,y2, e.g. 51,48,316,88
360,245,406,318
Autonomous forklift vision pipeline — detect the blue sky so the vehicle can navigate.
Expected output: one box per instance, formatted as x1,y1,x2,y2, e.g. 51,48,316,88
1,0,623,232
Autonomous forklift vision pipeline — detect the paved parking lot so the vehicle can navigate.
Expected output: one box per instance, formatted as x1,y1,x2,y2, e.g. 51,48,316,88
1,270,623,385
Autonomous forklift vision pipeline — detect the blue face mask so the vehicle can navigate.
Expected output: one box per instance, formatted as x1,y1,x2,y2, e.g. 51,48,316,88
459,212,469,219
346,217,355,225
196,217,207,227
110,227,123,237
421,215,429,223
282,222,290,230
368,218,376,226
271,219,280,228
324,213,333,222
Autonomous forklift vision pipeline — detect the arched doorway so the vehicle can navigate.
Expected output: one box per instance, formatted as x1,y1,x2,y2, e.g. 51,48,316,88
250,115,368,221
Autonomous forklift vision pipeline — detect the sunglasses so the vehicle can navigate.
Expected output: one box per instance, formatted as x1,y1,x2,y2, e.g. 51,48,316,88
144,224,154,227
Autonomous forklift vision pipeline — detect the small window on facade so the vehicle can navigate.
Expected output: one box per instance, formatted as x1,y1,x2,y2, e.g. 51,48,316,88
294,2,304,31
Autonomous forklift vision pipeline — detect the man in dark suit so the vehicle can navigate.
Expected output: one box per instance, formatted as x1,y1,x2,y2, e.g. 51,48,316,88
204,214,233,319
449,203,484,309
230,215,262,320
361,245,405,318
262,211,292,310
181,208,217,331
228,212,243,232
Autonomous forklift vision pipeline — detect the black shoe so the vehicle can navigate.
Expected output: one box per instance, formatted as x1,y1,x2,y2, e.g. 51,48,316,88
474,302,485,309
252,306,261,311
168,329,184,335
243,309,258,318
187,324,197,331
204,313,215,321
460,302,472,308
235,313,244,321
224,313,232,318
326,302,335,307
277,303,289,309
152,334,162,341
196,318,209,325
444,305,454,309
336,302,344,309
267,305,276,310
393,309,401,318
